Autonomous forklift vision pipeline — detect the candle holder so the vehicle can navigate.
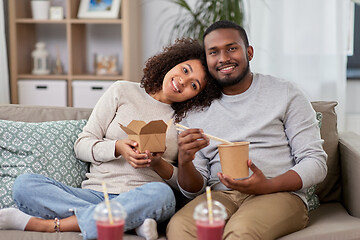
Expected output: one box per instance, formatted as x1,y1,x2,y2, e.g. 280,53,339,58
32,42,50,75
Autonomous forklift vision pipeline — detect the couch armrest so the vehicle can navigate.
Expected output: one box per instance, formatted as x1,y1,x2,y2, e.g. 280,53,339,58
339,132,360,218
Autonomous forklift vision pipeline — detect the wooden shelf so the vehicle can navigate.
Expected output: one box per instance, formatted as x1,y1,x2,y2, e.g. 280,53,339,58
71,75,124,80
70,19,123,24
16,19,67,24
8,0,142,107
15,19,124,24
18,74,68,79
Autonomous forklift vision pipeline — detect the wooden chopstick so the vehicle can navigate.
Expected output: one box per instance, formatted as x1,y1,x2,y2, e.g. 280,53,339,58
176,123,234,145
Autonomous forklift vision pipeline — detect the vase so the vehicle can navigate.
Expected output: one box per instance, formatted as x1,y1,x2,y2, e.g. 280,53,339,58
31,0,50,20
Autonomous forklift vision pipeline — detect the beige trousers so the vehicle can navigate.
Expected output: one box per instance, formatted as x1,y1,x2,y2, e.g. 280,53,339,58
166,191,308,240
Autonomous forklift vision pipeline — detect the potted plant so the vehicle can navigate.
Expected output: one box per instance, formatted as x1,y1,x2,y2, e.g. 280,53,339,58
162,0,246,41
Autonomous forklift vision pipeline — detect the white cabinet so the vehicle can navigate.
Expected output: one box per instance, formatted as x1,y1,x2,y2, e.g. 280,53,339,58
72,80,115,108
18,80,67,106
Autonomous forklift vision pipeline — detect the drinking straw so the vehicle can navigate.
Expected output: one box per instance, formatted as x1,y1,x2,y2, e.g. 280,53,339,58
176,123,234,145
102,182,114,225
206,186,214,224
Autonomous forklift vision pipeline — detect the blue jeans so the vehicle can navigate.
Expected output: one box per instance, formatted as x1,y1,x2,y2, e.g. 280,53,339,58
12,173,176,240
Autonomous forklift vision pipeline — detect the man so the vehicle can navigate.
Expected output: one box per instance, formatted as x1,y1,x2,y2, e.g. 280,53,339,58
166,20,327,239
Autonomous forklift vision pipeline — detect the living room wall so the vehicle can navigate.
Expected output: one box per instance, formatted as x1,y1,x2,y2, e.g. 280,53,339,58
1,0,359,134
141,0,359,134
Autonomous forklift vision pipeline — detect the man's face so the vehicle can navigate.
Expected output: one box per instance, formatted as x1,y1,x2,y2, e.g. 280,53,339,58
204,28,252,87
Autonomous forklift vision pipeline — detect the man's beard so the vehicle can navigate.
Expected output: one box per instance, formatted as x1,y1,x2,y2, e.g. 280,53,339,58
217,61,250,87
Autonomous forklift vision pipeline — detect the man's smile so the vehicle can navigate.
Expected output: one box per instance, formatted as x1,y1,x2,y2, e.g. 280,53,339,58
217,63,238,74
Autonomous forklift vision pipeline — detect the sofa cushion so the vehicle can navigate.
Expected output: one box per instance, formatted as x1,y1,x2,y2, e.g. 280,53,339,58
0,119,89,208
279,203,360,240
311,101,340,203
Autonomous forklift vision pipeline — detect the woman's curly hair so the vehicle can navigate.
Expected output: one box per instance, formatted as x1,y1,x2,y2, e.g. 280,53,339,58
141,38,221,122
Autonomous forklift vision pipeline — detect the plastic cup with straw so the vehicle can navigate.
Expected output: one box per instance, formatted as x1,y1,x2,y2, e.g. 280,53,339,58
102,181,114,225
193,187,227,240
94,182,127,240
206,186,214,224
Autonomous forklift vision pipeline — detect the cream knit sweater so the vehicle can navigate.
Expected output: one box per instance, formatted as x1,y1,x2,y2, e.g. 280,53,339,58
74,81,178,194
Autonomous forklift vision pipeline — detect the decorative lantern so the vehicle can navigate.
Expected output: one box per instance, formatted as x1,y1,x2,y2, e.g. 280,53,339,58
32,42,50,75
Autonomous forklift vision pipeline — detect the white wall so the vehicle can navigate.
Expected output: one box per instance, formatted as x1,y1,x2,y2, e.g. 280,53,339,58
141,0,196,65
141,0,174,65
141,0,360,134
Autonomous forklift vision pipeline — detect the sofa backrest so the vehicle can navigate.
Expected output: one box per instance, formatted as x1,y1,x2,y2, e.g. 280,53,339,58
0,102,340,203
0,104,92,122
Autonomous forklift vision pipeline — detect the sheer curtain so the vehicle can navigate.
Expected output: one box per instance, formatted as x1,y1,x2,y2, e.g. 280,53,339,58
0,0,9,104
248,0,350,131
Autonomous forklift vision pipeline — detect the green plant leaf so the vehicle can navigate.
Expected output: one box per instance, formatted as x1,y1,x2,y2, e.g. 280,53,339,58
162,0,246,41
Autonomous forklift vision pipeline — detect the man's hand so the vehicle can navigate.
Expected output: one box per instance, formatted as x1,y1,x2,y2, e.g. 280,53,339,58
178,128,209,166
218,160,303,194
177,128,209,192
218,160,271,194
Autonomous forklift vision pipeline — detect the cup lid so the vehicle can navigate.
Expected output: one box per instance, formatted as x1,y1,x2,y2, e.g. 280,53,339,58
94,199,127,222
193,200,227,221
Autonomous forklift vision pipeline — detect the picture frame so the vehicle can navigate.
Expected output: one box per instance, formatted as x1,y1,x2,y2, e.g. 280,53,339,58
49,6,64,20
78,0,121,19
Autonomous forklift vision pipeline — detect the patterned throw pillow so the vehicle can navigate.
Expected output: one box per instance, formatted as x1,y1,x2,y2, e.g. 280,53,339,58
0,119,89,208
305,112,323,211
306,185,320,211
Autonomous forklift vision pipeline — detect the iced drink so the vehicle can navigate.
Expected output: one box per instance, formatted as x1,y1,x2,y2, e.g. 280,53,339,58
193,200,227,240
96,219,125,240
196,219,225,240
218,141,250,179
94,200,127,240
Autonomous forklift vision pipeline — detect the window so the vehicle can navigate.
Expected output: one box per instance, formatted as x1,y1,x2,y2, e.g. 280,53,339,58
347,4,360,79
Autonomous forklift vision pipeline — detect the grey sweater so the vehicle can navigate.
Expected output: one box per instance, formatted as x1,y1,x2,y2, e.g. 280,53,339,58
179,73,328,205
74,81,178,194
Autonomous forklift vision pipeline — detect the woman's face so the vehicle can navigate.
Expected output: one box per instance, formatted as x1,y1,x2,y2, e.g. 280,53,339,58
158,59,207,104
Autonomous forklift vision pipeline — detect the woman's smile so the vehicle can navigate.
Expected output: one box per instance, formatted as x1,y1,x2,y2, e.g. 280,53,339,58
171,79,181,93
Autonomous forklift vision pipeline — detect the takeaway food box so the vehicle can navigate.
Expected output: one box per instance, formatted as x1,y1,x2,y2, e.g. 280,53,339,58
119,120,168,153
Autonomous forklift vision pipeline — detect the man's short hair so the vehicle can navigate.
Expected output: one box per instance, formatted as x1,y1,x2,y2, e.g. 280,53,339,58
203,20,249,47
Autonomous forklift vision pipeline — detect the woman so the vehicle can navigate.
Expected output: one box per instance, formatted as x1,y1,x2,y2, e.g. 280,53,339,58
0,38,221,240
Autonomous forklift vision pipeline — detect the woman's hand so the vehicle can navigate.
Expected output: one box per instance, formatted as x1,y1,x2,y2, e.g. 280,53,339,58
144,150,164,168
115,139,151,168
143,150,174,180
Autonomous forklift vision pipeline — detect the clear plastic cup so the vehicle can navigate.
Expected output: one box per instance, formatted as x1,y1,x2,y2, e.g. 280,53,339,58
193,200,227,240
94,199,127,240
